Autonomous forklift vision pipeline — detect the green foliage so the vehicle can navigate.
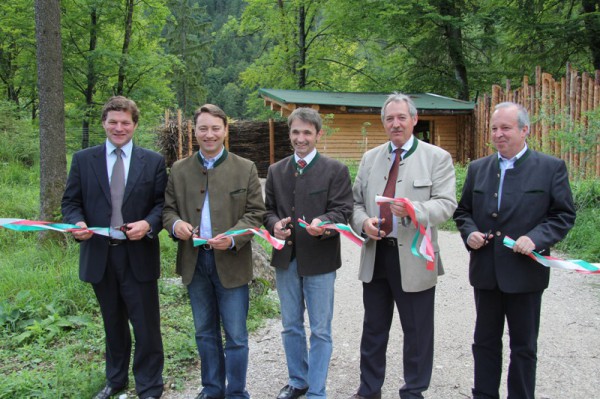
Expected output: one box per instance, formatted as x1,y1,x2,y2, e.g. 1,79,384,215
556,207,600,262
61,0,176,150
570,179,600,211
0,101,38,167
556,179,600,261
0,0,37,114
0,124,280,396
439,163,467,231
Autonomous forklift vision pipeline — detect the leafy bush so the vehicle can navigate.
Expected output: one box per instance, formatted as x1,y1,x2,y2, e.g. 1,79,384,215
0,101,38,167
556,180,600,261
570,179,600,210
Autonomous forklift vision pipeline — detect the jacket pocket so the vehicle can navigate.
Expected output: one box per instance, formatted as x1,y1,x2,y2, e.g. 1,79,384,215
413,179,432,188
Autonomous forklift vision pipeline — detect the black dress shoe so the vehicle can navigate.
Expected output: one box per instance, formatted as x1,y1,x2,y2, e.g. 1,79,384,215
277,384,309,399
194,393,224,399
347,392,382,399
93,385,127,399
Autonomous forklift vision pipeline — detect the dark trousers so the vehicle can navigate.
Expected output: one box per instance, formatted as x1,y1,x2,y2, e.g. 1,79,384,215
92,244,164,399
358,241,435,399
472,287,543,399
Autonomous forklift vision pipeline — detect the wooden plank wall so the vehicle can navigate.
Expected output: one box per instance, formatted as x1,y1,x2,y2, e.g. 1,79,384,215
161,110,469,172
475,65,600,178
321,113,463,163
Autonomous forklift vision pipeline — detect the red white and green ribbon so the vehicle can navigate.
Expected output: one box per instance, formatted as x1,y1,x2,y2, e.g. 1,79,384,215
503,236,600,274
375,196,435,270
297,218,365,247
193,228,285,250
1,218,110,236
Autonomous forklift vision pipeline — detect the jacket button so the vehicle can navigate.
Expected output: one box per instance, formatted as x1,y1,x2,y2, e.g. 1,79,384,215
493,193,498,198
287,240,293,246
196,208,201,212
291,206,295,211
496,231,501,236
201,189,205,194
492,212,498,218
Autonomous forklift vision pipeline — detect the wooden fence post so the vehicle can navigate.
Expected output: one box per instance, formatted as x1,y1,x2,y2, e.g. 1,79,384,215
269,118,275,165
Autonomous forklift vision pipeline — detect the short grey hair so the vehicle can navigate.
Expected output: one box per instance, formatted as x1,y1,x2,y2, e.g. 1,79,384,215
495,102,530,132
288,107,322,132
381,92,418,121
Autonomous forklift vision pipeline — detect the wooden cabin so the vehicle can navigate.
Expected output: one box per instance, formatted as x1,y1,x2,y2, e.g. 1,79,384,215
259,89,475,163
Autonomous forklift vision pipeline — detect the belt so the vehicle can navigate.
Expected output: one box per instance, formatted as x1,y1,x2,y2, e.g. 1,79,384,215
378,237,398,247
108,238,127,246
199,244,213,251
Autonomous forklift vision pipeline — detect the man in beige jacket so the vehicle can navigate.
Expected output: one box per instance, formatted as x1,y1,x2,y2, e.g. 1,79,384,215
349,93,457,399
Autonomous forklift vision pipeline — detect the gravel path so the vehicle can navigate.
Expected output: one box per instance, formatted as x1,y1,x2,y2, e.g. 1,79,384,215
163,231,600,399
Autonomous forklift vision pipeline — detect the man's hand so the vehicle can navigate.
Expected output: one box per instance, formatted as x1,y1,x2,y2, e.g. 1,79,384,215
208,234,233,250
72,221,93,241
467,230,493,250
274,216,292,240
512,235,536,255
390,202,409,218
362,217,384,240
306,218,325,237
124,220,151,241
174,220,195,241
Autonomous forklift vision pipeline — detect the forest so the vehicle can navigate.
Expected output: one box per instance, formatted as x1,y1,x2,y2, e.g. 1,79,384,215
3,0,600,143
2,2,600,396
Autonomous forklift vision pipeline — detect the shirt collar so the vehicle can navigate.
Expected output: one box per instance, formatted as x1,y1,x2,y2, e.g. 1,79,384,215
106,139,133,158
389,135,414,154
199,146,225,167
294,148,317,164
498,143,528,163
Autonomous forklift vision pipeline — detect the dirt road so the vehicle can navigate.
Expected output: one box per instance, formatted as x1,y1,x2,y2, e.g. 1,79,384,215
164,231,600,399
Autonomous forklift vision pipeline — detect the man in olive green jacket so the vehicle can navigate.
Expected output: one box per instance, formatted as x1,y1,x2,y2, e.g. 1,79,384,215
162,104,265,399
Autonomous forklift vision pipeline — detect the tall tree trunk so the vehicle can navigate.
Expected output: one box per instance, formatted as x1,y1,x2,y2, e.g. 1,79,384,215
436,0,470,100
34,0,66,236
297,4,307,88
82,8,98,149
582,0,600,70
116,0,134,95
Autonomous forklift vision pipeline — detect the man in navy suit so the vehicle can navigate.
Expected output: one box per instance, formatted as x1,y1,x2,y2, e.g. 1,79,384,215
454,102,576,399
62,96,166,399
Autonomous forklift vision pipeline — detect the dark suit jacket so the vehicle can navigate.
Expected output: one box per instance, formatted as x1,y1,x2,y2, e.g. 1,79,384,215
62,144,167,284
263,153,353,276
162,151,265,288
454,149,576,293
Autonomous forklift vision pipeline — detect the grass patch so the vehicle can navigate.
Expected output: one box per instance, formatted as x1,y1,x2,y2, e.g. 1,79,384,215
0,103,279,396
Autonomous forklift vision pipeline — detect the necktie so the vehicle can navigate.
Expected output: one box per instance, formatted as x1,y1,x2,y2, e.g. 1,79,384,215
380,148,402,235
297,159,307,169
110,148,125,231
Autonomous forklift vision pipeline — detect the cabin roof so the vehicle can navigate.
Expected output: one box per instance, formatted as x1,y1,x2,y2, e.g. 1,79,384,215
258,88,475,113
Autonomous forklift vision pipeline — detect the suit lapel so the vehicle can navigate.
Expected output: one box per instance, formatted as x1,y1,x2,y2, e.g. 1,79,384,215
91,145,111,203
124,146,144,205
